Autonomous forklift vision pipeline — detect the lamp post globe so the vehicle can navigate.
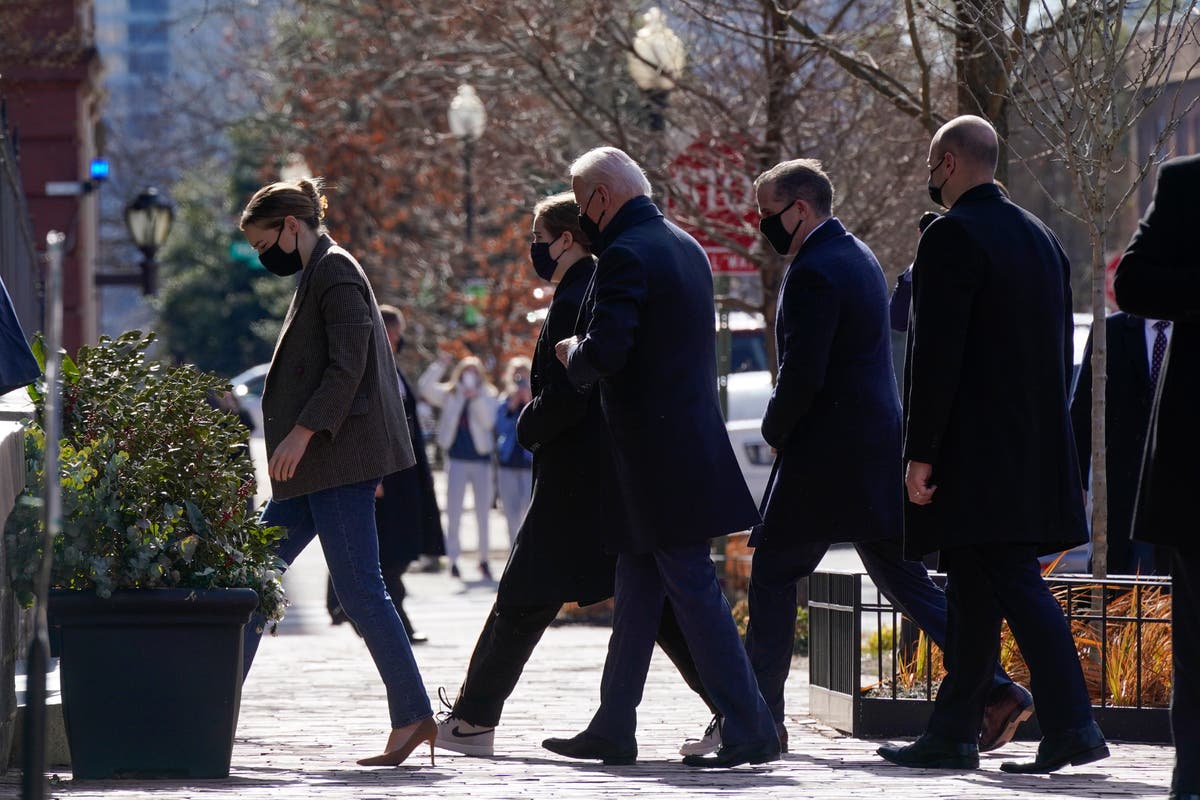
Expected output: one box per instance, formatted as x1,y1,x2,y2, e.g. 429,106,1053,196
628,7,686,133
280,152,312,183
448,83,487,242
123,187,174,295
448,83,487,141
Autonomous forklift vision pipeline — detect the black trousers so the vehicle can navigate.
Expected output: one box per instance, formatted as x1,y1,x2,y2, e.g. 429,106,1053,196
1170,547,1200,793
746,537,1011,725
454,597,718,728
927,544,1094,743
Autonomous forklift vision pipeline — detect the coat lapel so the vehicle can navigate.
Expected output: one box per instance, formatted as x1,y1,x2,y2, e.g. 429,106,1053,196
1126,313,1151,386
274,235,335,355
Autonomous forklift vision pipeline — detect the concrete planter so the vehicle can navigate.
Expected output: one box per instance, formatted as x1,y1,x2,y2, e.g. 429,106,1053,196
49,588,257,779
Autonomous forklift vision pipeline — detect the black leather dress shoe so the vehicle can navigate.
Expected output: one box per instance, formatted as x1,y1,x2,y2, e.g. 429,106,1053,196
1169,793,1200,800
777,723,789,754
542,731,636,765
979,682,1034,752
877,733,979,769
999,723,1109,774
682,740,780,768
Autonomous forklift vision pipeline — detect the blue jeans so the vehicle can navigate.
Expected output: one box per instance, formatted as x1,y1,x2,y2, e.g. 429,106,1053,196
242,479,433,728
587,544,777,750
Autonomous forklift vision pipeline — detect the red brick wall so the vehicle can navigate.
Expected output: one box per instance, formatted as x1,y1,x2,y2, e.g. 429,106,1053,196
4,0,102,351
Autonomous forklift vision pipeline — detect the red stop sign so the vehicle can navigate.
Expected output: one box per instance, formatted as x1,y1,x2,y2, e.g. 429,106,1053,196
666,136,759,274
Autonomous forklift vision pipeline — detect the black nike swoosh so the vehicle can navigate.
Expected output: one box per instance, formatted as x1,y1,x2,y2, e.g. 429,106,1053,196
451,725,493,738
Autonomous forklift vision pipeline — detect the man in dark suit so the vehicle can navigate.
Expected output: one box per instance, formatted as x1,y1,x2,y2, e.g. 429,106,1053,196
1114,153,1200,800
878,115,1108,773
744,159,1028,756
544,146,778,768
1070,311,1169,575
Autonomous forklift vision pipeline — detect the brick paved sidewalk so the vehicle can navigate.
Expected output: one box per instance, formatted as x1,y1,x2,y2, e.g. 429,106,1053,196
6,564,1174,800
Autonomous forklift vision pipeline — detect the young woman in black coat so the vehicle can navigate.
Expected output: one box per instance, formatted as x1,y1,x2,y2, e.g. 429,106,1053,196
434,193,716,758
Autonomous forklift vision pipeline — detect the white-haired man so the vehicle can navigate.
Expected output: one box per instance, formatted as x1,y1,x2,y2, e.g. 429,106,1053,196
544,147,779,768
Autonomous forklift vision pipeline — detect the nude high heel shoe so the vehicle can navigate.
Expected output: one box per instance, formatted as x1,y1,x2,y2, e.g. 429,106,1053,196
357,717,438,767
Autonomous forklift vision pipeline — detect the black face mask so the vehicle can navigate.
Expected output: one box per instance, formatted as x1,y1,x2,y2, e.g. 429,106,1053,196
258,226,304,276
529,233,564,282
927,154,949,208
758,202,803,256
578,188,607,255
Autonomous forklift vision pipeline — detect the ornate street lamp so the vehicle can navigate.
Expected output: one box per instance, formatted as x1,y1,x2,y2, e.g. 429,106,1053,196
123,187,174,295
448,83,487,242
627,7,686,132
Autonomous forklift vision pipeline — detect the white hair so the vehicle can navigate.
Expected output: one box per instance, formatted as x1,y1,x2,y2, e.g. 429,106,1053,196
569,147,652,199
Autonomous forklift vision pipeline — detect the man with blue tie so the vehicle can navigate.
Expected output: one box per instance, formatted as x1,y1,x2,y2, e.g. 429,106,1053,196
1071,312,1172,575
543,146,778,769
1114,153,1200,800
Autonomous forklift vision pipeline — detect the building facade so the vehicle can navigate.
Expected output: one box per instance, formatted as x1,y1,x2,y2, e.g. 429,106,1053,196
3,0,104,351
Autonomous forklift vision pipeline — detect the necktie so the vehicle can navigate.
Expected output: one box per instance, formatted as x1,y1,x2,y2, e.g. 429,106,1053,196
1150,320,1171,385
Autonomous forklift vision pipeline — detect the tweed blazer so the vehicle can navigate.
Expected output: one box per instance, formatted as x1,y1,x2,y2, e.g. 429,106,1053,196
261,234,415,500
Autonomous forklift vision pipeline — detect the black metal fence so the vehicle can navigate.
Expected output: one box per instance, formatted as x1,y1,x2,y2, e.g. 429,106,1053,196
0,98,40,336
809,570,1172,743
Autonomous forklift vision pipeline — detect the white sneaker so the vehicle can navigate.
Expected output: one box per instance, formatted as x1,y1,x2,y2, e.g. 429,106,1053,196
434,689,496,757
679,715,722,756
435,714,495,756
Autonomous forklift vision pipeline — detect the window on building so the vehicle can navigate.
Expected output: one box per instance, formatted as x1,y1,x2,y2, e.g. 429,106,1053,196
128,51,169,74
130,0,168,13
128,22,167,46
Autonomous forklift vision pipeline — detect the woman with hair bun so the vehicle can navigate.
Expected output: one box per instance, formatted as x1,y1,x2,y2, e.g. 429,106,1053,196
239,177,436,767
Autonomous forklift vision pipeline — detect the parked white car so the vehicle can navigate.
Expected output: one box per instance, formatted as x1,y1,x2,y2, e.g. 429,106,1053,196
230,363,270,435
726,370,774,504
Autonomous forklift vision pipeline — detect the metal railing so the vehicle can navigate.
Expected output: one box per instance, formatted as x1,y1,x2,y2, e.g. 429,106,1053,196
809,570,1173,742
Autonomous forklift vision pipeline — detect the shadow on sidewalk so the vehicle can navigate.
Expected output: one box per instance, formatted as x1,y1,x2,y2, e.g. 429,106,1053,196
48,765,458,793
781,748,1166,796
480,754,800,789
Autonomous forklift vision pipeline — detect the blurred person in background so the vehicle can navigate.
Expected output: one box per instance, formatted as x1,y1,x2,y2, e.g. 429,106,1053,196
420,353,497,580
327,304,445,643
494,357,534,550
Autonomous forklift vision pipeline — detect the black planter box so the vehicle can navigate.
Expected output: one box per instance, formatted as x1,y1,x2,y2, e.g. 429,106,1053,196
49,588,258,779
808,571,1171,744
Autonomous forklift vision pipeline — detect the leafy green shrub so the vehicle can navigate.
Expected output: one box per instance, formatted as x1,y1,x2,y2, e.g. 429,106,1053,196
5,331,286,624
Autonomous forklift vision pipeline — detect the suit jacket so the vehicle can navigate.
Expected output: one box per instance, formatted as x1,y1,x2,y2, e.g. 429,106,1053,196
261,235,415,500
376,366,446,567
1069,312,1158,570
1114,154,1200,548
903,183,1087,558
566,196,761,553
753,218,902,549
497,257,619,605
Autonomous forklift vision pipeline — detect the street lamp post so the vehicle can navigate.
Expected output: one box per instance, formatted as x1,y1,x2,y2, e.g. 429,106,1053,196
123,187,174,295
448,83,487,242
627,7,686,136
96,187,174,295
